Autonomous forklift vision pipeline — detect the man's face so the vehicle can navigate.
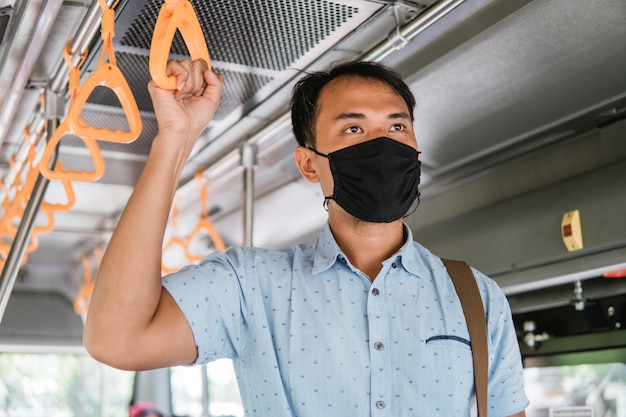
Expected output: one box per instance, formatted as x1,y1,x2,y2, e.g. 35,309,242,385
309,76,418,198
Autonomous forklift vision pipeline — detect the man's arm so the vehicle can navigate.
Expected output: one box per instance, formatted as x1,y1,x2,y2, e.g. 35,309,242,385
83,59,223,371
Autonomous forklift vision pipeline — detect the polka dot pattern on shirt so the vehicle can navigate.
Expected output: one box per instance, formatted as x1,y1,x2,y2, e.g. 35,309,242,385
163,223,528,417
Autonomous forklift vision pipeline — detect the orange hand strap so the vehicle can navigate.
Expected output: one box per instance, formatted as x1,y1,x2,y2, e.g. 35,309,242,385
150,0,211,90
40,164,76,212
0,182,13,237
39,42,106,182
39,118,106,182
162,204,189,274
69,0,142,143
74,251,96,316
2,157,25,232
185,172,225,262
63,39,88,102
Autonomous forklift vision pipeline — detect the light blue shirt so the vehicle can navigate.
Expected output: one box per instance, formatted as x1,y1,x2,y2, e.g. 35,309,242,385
163,224,528,417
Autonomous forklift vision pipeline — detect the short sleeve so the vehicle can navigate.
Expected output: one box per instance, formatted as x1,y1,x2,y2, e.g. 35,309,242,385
162,247,248,365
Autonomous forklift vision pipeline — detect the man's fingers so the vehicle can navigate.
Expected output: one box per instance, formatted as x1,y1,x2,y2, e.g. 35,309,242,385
190,60,209,97
201,71,224,103
165,59,191,91
165,58,209,98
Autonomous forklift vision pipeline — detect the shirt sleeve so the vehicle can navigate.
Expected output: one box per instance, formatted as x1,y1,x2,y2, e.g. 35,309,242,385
162,247,249,365
475,269,530,416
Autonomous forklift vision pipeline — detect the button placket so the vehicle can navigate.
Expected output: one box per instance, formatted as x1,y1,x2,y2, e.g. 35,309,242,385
367,270,392,415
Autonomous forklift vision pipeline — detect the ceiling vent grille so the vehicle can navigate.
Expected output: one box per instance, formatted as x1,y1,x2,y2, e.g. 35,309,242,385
84,53,274,121
120,0,358,71
0,7,13,52
76,0,378,162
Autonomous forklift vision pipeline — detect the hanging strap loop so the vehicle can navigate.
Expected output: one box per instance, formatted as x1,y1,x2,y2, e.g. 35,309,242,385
39,118,106,182
40,41,107,182
162,204,189,275
185,172,225,262
150,0,211,90
63,40,88,101
69,0,142,143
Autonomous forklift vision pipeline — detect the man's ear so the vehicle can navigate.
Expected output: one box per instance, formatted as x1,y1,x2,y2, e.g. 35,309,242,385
294,146,320,183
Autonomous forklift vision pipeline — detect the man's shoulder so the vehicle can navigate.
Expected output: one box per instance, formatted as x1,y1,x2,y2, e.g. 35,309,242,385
218,236,318,268
407,240,503,295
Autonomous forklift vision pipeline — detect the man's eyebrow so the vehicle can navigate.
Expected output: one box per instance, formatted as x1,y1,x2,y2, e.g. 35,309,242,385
336,112,365,120
389,112,411,120
335,112,411,121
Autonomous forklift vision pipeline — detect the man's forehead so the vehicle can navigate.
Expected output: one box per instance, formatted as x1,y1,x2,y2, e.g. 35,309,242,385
321,74,394,94
317,77,409,117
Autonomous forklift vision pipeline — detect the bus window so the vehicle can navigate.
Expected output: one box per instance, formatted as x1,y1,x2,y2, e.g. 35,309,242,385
0,352,133,417
206,359,243,417
524,363,626,417
171,365,204,417
171,359,243,417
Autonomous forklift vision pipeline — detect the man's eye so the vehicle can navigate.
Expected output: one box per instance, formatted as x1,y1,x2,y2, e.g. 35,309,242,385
344,126,362,134
390,123,405,131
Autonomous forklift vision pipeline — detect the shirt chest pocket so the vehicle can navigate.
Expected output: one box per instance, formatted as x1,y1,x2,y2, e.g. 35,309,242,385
425,335,472,350
421,334,475,405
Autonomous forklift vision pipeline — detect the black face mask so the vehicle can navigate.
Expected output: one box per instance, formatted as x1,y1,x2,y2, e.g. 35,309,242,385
308,137,421,223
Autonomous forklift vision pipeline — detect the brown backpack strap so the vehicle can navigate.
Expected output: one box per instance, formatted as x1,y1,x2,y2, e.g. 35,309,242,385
442,258,488,417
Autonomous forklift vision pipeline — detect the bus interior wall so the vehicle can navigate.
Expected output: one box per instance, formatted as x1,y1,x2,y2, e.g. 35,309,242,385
0,0,625,415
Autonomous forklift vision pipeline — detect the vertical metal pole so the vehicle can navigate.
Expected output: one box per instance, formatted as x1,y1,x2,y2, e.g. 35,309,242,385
0,119,57,324
241,143,256,247
201,365,210,417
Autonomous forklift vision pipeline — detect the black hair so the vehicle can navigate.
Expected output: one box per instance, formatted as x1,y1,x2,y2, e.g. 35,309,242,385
290,61,416,147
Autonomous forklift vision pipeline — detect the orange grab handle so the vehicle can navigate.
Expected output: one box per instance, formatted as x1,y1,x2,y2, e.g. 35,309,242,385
161,204,189,274
12,141,38,209
73,280,95,316
0,183,12,236
32,205,56,236
185,219,225,262
39,119,106,182
149,0,211,90
63,40,88,102
161,235,188,275
1,198,52,259
19,203,55,257
185,172,225,261
68,63,142,143
70,1,142,144
39,40,105,182
40,165,76,212
0,243,29,267
74,254,95,316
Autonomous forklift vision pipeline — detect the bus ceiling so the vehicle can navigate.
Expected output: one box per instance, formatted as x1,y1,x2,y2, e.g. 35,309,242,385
0,0,625,343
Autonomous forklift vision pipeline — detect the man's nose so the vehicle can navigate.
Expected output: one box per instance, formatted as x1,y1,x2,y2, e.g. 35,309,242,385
368,127,388,140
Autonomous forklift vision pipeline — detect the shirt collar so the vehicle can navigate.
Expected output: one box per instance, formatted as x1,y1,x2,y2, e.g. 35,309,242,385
312,222,424,278
312,223,342,274
393,224,424,277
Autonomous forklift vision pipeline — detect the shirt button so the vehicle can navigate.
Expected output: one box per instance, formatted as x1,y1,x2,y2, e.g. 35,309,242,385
391,262,397,268
372,288,379,296
374,341,384,350
376,400,385,409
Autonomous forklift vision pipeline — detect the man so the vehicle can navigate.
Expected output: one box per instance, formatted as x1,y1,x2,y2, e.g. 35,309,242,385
84,59,528,416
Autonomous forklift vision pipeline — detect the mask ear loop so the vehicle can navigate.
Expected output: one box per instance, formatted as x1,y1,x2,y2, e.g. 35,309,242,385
307,146,333,212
